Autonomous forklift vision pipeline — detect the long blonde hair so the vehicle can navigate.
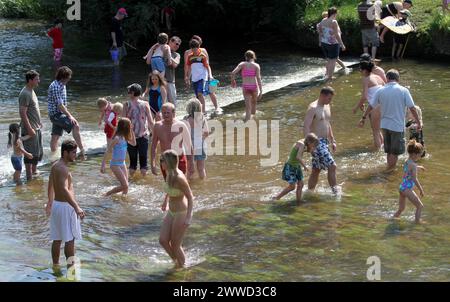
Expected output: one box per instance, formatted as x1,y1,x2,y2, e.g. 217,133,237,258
162,149,179,187
186,98,203,124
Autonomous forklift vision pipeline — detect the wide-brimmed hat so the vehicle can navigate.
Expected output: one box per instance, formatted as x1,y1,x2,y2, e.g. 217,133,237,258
400,9,412,17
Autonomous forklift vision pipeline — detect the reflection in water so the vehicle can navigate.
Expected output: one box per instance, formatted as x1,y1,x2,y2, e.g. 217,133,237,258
0,19,449,281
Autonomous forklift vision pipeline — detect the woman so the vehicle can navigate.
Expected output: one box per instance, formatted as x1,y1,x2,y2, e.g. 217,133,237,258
318,7,346,80
144,71,167,121
159,150,194,268
231,50,262,122
184,35,218,111
353,60,384,150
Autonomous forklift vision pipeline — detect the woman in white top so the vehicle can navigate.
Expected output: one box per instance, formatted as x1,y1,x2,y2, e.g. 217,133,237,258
354,60,385,150
317,7,346,80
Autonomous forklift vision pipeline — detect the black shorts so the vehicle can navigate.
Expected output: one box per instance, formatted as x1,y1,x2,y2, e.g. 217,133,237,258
22,129,43,165
321,43,340,59
50,113,73,136
394,33,408,45
383,129,405,155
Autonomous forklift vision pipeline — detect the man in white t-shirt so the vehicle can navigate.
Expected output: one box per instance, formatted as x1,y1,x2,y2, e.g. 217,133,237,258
359,69,421,169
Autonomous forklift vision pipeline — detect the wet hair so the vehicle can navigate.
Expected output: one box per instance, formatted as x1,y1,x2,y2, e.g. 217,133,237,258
161,149,179,187
360,60,374,73
8,123,20,148
245,50,256,61
189,39,200,49
157,33,169,44
407,139,424,155
147,71,167,89
328,7,338,18
161,102,175,113
61,139,77,158
25,70,39,83
127,83,142,97
386,69,400,81
191,35,203,45
97,97,108,108
304,133,319,147
320,86,335,96
55,66,72,81
115,117,132,141
112,102,123,113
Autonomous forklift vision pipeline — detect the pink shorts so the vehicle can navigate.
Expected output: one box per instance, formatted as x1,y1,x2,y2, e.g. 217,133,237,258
54,48,63,61
243,83,258,94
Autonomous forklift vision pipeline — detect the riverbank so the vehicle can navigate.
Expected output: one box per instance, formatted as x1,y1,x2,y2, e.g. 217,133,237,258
290,0,450,59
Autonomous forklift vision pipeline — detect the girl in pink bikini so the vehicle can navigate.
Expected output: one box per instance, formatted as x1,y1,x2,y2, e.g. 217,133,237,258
231,50,262,122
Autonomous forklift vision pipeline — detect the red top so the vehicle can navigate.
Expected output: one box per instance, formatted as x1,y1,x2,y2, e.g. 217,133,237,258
47,27,63,49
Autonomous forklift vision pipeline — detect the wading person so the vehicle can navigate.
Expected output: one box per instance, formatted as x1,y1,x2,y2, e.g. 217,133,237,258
111,8,128,65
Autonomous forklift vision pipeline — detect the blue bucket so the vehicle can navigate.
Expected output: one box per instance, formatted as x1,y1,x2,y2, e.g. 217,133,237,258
209,79,219,93
110,48,119,62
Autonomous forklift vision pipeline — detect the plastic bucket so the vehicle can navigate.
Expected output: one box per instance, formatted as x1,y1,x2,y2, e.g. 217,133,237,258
209,79,219,93
110,48,119,62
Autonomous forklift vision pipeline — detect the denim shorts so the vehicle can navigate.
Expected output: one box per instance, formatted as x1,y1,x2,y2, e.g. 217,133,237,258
11,155,23,171
321,42,340,59
50,113,73,136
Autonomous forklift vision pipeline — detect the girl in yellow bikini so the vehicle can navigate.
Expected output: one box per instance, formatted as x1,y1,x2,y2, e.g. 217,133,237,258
159,149,194,268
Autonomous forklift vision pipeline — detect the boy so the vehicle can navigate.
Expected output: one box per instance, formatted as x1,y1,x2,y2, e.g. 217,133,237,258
47,19,64,62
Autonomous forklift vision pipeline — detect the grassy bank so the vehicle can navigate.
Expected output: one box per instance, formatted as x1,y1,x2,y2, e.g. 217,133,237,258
296,0,450,58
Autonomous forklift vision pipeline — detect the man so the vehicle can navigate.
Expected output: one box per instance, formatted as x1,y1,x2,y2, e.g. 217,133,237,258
123,83,154,177
19,70,43,180
165,36,181,107
303,87,338,194
111,7,128,65
151,103,193,178
46,140,85,269
47,66,85,159
381,0,413,19
358,0,379,59
359,69,421,169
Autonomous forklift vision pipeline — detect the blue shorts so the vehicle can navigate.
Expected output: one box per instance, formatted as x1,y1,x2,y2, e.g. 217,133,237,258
282,163,303,184
312,138,335,170
321,42,340,59
50,113,73,136
151,56,165,73
11,155,23,171
193,148,207,161
192,79,210,97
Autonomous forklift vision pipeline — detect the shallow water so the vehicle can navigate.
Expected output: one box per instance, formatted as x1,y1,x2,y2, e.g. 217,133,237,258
0,19,449,281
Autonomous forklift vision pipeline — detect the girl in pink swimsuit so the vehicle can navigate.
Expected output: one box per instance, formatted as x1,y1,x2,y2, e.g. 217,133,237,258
231,50,262,122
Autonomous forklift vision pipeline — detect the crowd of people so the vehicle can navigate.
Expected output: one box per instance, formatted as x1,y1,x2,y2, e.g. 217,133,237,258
6,3,429,272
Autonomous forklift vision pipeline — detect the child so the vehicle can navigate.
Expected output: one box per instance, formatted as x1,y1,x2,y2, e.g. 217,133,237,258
143,72,167,121
101,118,136,196
406,105,425,157
97,98,113,145
273,133,319,205
231,50,263,122
144,33,171,78
394,140,425,224
184,99,209,180
8,123,33,184
47,19,64,61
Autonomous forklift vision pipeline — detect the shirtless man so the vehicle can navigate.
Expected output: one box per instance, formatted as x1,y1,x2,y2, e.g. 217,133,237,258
46,139,85,269
303,87,338,194
151,103,193,178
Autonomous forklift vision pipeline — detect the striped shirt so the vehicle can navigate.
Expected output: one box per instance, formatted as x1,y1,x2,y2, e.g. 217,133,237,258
47,80,67,117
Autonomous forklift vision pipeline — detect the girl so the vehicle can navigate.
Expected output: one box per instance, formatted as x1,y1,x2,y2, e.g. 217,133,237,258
100,118,136,196
231,50,263,122
273,133,319,205
159,150,194,268
183,35,219,111
353,60,384,150
144,33,171,78
184,99,209,180
394,140,425,224
8,123,33,184
144,72,167,121
104,102,123,148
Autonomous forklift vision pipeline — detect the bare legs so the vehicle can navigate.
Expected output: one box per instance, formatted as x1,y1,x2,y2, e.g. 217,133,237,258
51,239,75,267
273,181,304,205
159,212,189,268
105,165,129,196
394,190,424,223
243,90,258,122
308,164,337,191
369,107,383,150
50,124,84,155
326,59,337,80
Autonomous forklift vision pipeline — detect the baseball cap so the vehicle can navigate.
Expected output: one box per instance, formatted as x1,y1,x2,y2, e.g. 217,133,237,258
403,0,413,6
118,8,128,17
